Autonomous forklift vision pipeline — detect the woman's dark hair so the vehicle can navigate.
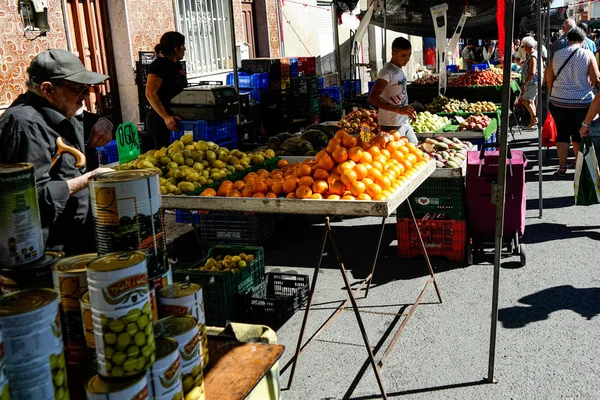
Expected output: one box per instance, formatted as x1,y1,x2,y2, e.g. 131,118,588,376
567,27,586,44
155,32,185,56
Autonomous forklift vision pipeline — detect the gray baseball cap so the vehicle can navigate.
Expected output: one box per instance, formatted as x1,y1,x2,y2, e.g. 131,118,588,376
28,49,109,84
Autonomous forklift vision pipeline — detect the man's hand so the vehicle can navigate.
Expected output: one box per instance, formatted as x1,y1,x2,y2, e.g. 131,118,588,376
67,167,113,195
396,105,417,120
580,125,591,137
165,115,182,131
88,118,114,148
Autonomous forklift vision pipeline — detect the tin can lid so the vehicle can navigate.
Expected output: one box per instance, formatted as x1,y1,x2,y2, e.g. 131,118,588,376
154,315,197,337
155,336,180,361
0,288,57,316
159,282,201,299
87,252,147,272
90,169,158,183
85,374,146,394
80,290,90,305
0,163,34,175
53,253,97,274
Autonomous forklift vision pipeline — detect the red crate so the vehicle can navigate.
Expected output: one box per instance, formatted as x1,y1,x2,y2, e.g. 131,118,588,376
396,218,467,262
297,57,316,76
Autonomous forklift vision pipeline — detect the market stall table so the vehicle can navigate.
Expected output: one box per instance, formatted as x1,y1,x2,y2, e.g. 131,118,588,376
163,160,441,399
407,82,520,104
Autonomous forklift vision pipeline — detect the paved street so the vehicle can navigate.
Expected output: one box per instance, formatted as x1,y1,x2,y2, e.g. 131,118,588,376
168,128,600,399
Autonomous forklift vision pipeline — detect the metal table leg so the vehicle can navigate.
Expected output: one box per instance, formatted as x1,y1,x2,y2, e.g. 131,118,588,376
365,217,387,298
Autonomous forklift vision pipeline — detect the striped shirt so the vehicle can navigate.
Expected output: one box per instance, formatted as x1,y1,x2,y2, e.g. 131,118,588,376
549,45,595,108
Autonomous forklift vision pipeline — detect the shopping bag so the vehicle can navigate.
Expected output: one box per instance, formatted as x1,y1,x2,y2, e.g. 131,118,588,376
542,112,557,148
574,137,600,206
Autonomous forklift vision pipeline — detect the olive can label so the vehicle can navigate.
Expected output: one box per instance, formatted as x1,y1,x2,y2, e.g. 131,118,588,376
1,299,62,366
175,326,204,397
92,302,156,378
147,349,183,399
7,348,69,400
0,163,43,267
85,374,149,400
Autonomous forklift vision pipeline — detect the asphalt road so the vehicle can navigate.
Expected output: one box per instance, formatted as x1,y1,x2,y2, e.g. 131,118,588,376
166,128,600,399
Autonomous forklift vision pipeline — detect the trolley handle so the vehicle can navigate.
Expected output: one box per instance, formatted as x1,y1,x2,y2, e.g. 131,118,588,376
478,142,513,178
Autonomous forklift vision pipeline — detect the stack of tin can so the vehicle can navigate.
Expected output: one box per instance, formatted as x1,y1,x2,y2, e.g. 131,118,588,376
0,289,69,399
52,254,97,370
88,170,172,322
154,316,205,400
158,283,209,369
0,163,63,295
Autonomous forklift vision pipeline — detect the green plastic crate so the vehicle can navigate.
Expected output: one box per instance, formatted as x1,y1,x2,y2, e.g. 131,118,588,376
172,245,265,326
396,177,466,219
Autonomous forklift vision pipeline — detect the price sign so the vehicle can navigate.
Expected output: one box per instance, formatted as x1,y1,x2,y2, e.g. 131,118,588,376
115,122,140,164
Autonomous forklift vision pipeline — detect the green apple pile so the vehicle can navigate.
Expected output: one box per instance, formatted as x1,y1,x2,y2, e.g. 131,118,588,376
410,112,450,133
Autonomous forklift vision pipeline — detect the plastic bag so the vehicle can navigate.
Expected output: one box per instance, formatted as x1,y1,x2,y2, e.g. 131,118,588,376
574,137,600,206
542,112,557,148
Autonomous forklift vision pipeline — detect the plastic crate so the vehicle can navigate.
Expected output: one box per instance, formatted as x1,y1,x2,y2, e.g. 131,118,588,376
471,130,498,150
172,245,266,326
291,77,319,95
471,63,489,71
239,87,268,103
396,177,466,219
446,64,459,73
368,81,376,93
138,51,156,65
292,96,320,119
171,117,237,143
318,77,324,89
226,72,269,89
239,272,309,327
178,211,275,246
289,57,299,78
397,218,467,262
342,79,361,98
96,140,118,165
297,57,316,76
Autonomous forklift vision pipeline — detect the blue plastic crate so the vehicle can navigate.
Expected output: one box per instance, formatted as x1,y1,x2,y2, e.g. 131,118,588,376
217,138,237,149
226,72,269,88
471,63,489,71
342,80,361,98
239,87,267,103
368,81,376,93
471,131,497,150
289,57,299,78
318,77,324,89
176,210,200,224
446,64,459,73
171,118,237,143
97,140,119,165
318,86,341,105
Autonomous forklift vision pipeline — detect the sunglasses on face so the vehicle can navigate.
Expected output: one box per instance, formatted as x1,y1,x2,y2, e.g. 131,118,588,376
52,80,92,97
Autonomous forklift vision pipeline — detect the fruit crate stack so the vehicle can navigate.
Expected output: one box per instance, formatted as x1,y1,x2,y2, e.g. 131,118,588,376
319,86,342,121
241,58,290,91
173,245,266,326
342,79,361,98
397,174,468,262
291,76,320,123
296,56,316,76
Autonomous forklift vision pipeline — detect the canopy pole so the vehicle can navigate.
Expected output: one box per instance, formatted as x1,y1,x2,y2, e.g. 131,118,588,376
227,0,240,114
383,0,387,63
537,0,543,219
333,5,344,115
486,0,515,383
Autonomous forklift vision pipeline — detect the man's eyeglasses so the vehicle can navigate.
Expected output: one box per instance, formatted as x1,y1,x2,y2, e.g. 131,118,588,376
52,80,92,97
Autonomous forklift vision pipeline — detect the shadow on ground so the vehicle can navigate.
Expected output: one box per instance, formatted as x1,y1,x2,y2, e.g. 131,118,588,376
521,222,600,244
498,285,600,328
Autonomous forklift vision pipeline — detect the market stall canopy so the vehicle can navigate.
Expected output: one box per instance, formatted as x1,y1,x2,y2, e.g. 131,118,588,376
362,0,554,39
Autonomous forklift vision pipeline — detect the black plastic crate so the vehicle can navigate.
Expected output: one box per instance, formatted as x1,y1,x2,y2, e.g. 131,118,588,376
239,272,309,328
292,96,320,119
198,211,275,246
139,51,157,65
291,77,319,95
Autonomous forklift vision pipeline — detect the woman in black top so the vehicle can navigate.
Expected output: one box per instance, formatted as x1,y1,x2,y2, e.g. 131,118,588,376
145,31,188,148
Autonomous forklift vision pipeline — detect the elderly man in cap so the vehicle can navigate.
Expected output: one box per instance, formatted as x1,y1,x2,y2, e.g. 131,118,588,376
0,49,114,254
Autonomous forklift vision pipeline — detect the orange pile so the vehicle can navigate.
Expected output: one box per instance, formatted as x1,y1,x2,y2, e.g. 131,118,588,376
201,130,428,201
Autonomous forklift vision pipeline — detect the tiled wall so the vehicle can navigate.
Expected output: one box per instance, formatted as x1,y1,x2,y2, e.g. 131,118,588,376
126,0,176,61
0,0,68,110
266,0,280,57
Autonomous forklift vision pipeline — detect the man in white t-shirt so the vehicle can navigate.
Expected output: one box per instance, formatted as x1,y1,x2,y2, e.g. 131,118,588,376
368,37,418,144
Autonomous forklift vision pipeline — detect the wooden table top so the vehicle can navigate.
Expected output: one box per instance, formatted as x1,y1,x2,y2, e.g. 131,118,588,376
204,340,285,400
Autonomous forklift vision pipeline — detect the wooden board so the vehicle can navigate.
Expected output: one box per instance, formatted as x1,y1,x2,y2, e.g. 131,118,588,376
162,160,435,217
204,342,284,400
